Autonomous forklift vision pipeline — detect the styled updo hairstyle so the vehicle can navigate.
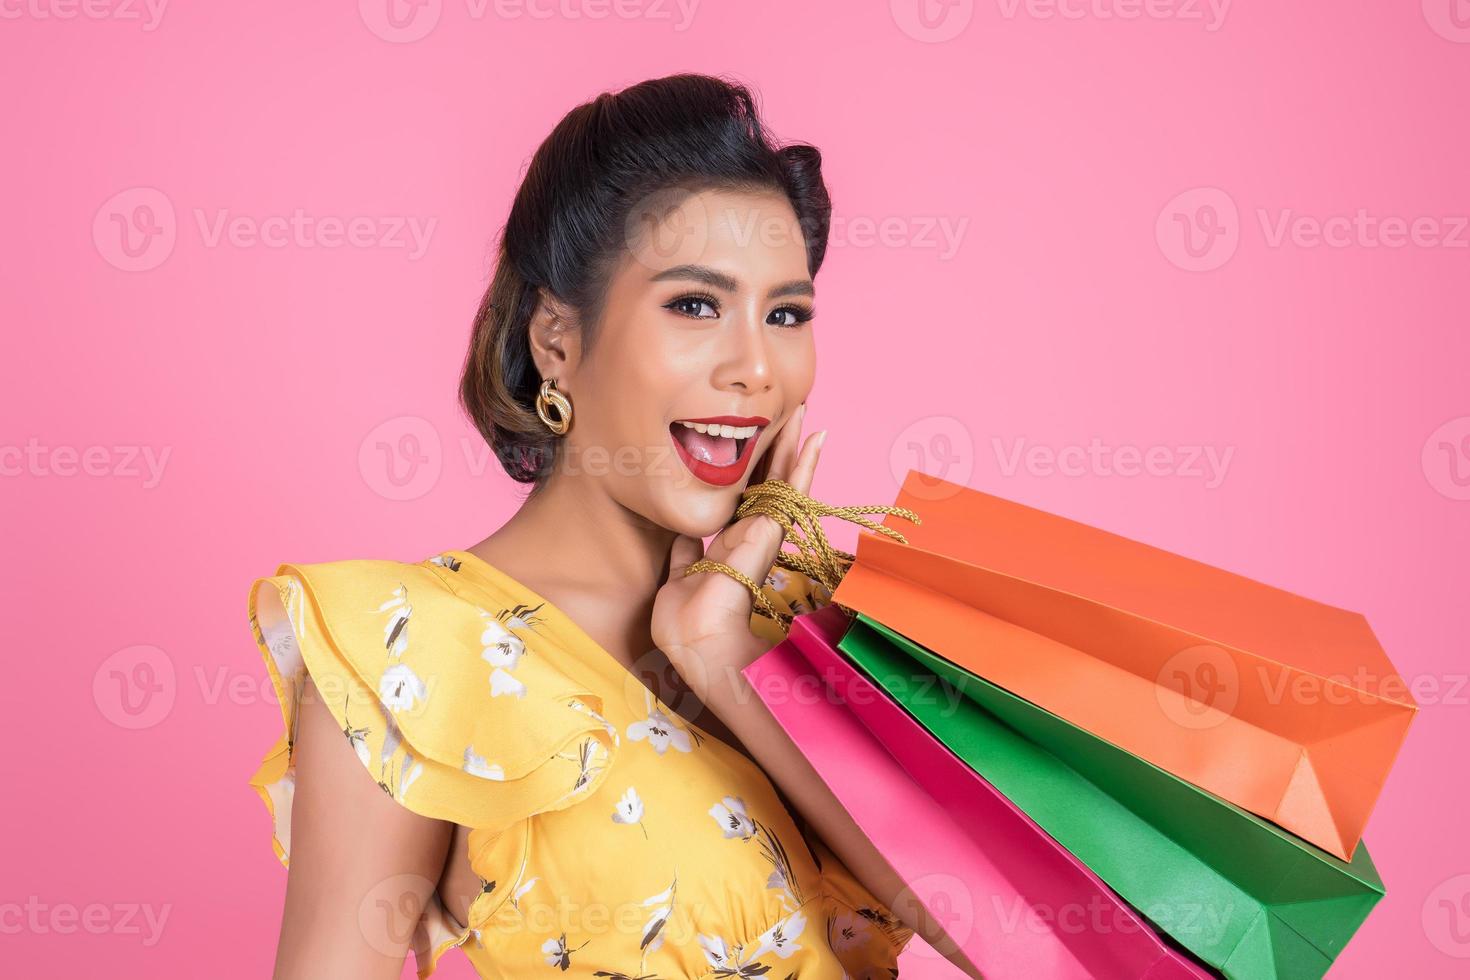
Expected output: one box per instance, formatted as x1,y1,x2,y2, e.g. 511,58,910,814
458,73,833,487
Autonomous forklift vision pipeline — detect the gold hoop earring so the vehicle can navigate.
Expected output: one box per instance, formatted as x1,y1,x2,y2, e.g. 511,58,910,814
535,378,572,435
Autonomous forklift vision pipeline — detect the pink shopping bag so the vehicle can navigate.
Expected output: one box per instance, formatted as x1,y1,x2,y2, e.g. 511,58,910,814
742,605,1211,980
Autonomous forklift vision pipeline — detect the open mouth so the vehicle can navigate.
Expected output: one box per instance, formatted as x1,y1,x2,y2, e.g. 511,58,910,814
669,415,770,487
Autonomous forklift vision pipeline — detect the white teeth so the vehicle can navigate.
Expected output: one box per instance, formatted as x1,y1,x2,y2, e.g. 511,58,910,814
675,420,758,439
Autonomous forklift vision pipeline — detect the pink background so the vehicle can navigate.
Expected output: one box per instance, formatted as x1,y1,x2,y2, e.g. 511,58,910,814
4,2,1468,977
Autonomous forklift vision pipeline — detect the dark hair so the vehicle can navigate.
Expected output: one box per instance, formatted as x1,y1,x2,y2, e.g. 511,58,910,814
458,72,833,487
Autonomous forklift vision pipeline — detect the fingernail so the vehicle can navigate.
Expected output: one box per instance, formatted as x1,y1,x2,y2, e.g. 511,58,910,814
814,429,828,451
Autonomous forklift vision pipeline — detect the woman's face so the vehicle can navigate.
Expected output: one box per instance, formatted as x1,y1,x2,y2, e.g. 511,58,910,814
556,186,818,537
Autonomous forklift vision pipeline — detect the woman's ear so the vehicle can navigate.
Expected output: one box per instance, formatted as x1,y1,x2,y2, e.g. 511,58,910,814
527,289,581,384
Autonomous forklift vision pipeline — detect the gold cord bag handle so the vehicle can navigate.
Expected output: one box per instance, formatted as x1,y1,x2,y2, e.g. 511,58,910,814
683,479,922,632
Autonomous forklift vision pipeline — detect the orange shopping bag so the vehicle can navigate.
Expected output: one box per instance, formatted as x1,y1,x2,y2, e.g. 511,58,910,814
831,470,1417,860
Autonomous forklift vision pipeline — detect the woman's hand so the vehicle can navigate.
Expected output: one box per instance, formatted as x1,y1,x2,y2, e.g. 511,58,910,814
650,407,984,978
650,402,825,707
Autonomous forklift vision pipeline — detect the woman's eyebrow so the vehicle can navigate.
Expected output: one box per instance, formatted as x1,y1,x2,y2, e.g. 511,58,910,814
650,264,814,300
768,278,815,300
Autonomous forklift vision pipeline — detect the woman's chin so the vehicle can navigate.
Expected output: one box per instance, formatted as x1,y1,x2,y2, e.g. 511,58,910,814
653,488,744,539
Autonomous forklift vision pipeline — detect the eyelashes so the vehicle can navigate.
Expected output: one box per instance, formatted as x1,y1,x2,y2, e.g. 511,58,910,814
769,304,817,328
663,291,816,328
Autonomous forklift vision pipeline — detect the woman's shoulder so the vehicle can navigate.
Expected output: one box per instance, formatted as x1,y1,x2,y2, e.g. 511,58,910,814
252,551,478,625
252,549,575,679
247,549,619,837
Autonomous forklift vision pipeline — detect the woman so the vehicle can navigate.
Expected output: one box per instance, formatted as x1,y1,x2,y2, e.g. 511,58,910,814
247,73,975,979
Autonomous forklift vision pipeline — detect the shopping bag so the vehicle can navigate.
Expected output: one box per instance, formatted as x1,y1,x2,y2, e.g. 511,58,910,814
741,605,1215,980
831,470,1416,861
839,612,1385,980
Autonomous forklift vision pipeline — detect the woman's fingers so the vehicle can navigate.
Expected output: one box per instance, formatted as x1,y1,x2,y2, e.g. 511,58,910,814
696,403,823,595
764,402,806,484
665,533,705,578
785,428,827,497
728,402,807,558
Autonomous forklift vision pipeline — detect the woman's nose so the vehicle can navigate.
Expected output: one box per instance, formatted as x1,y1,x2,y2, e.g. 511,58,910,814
711,318,774,393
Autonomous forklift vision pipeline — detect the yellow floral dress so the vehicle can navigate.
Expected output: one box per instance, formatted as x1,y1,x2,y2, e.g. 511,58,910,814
247,549,916,979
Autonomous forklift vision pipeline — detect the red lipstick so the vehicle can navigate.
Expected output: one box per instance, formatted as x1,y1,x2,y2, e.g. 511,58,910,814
669,415,770,487
677,415,771,427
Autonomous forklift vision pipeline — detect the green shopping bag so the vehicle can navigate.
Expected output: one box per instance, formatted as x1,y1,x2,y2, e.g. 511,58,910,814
838,613,1385,980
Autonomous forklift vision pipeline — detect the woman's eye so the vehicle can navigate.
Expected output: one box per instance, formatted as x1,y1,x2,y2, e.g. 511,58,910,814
768,305,815,328
666,295,719,319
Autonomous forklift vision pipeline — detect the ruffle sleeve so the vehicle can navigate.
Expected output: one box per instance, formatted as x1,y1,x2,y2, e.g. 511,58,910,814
245,558,619,976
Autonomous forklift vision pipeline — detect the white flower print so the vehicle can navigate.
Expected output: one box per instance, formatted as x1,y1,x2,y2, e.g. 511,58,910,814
749,908,807,961
708,796,803,909
568,697,618,742
379,662,427,713
571,735,609,796
398,752,424,799
611,787,648,838
709,795,756,840
626,707,692,755
489,668,527,699
263,619,302,675
697,933,736,971
429,553,462,571
756,822,804,909
513,875,539,911
379,715,401,763
463,746,505,780
341,719,371,768
501,600,547,632
375,740,423,800
478,611,526,668
372,716,421,797
376,584,411,658
541,932,587,971
336,693,371,768
639,878,676,954
479,610,529,698
697,930,779,978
